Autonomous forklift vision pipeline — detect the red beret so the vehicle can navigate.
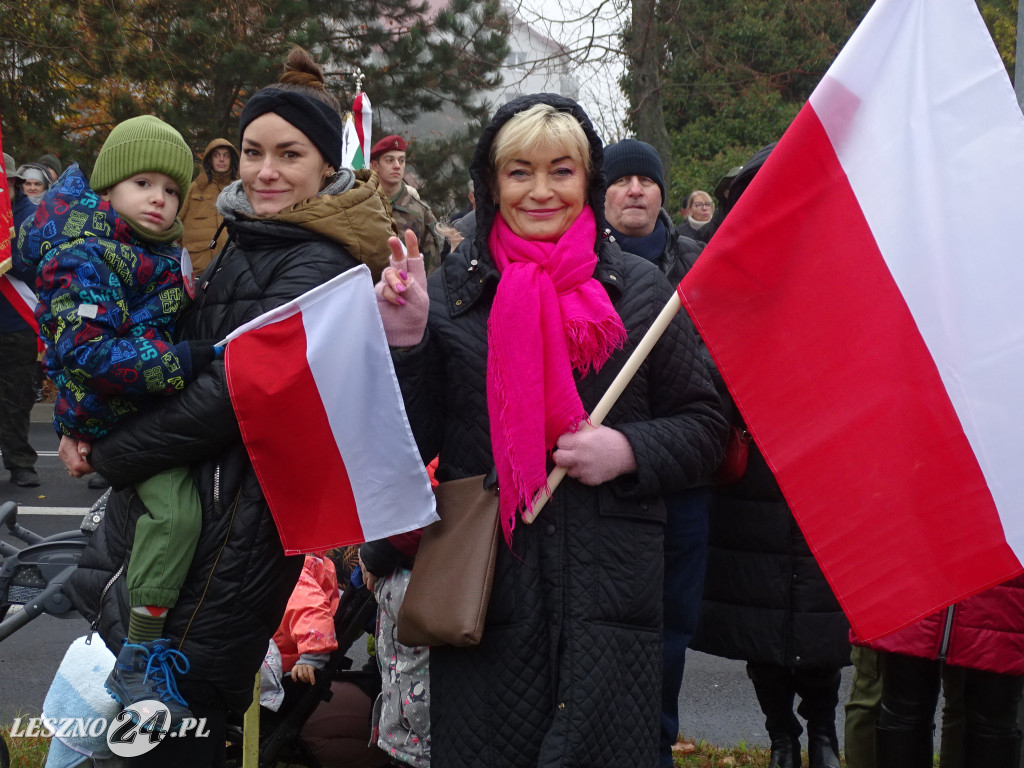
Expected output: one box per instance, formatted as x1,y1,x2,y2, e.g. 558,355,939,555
370,134,408,161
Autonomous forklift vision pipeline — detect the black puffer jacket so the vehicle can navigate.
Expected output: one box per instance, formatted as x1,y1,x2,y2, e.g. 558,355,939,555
394,93,727,767
64,214,362,710
689,138,849,670
689,438,851,668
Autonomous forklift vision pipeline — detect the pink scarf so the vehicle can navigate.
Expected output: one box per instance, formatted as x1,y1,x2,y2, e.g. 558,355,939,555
487,207,628,542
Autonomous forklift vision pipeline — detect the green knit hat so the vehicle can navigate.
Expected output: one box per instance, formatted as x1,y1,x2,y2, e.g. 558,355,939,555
91,115,194,211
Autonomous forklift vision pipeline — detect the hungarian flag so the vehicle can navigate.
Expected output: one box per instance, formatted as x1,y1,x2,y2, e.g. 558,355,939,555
679,0,1024,641
342,92,372,170
223,265,437,555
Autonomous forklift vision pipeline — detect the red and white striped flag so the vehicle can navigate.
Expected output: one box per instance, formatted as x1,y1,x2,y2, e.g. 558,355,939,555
224,265,437,555
680,0,1024,641
1,131,40,337
0,270,37,330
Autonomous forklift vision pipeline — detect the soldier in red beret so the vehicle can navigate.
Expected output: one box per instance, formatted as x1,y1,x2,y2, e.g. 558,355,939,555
370,134,443,272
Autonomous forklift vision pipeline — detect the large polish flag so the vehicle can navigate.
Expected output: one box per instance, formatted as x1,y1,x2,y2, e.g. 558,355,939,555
223,265,437,555
679,0,1024,641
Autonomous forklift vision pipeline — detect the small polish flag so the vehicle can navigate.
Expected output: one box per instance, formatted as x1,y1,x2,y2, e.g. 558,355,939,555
679,0,1024,641
224,265,437,555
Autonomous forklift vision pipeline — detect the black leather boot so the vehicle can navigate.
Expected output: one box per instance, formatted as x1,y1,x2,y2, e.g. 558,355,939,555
964,732,1022,768
875,723,934,768
806,726,841,768
793,668,842,768
768,734,802,768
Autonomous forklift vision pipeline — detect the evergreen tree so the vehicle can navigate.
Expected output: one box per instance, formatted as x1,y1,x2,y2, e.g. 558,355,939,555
0,0,509,206
630,0,1015,212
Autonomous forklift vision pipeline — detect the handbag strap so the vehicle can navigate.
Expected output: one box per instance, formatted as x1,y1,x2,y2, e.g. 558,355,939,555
484,466,498,492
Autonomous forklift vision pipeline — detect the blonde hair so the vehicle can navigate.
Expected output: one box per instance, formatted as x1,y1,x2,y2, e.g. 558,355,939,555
686,189,713,209
490,103,592,181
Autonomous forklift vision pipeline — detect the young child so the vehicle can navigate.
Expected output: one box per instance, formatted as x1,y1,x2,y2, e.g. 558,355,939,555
22,115,219,726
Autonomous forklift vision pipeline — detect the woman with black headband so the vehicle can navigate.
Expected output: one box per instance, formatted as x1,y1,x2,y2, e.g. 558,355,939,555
59,47,397,765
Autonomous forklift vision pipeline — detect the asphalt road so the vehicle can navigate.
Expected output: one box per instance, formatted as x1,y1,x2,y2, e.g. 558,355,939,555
0,404,895,752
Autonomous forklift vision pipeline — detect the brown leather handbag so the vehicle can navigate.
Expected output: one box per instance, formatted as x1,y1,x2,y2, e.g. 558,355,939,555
396,473,500,647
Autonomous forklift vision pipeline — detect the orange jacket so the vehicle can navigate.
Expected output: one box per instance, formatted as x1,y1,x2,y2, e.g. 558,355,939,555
272,554,339,673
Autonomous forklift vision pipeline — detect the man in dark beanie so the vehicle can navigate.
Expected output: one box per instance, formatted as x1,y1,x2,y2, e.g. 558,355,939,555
602,137,711,768
603,138,701,278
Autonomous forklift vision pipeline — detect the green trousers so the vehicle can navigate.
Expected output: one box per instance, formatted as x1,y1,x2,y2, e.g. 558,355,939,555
126,465,202,608
845,646,883,768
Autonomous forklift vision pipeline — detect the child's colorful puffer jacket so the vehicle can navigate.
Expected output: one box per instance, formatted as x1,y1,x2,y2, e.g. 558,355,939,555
18,163,197,440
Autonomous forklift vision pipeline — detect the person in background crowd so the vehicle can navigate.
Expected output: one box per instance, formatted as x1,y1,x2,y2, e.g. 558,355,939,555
36,154,62,182
371,93,727,767
710,165,742,231
689,143,849,768
369,134,443,273
13,162,51,233
602,137,713,768
675,189,716,244
60,46,396,766
179,139,239,275
451,179,475,223
0,152,41,488
862,577,1024,767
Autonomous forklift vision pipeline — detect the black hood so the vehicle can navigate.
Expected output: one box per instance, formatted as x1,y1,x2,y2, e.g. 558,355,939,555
722,142,777,215
468,93,607,252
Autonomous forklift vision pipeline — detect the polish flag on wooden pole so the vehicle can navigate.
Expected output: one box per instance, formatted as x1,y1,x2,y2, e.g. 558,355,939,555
223,265,437,555
679,0,1024,641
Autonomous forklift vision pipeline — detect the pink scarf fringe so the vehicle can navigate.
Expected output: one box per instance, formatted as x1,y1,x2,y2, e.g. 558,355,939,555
486,208,628,544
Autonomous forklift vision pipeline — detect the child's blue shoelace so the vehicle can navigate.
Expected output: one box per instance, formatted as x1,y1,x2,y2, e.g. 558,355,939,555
144,644,190,707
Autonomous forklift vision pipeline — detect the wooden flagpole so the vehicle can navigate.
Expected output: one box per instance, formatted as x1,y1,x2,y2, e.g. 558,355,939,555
521,291,683,524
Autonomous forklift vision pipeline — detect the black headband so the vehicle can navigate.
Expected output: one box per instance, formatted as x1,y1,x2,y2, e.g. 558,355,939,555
239,88,342,170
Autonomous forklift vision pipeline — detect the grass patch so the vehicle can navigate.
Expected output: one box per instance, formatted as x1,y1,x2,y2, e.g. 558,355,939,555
1,724,50,768
671,738,850,767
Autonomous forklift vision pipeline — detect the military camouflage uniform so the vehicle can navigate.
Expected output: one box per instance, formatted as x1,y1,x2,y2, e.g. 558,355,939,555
390,182,443,274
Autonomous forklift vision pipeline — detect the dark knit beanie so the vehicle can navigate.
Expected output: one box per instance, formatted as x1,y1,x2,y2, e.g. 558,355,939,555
91,116,194,211
36,154,62,178
239,88,343,170
603,138,665,205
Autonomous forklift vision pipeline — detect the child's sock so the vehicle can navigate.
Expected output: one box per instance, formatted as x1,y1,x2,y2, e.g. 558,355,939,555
128,606,168,643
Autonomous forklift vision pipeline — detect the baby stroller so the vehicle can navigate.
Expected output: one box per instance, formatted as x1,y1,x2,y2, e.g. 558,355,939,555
0,495,102,768
224,569,381,768
0,498,98,642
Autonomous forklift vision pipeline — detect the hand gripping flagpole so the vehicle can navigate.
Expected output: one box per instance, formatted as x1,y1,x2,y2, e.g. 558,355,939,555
521,290,683,524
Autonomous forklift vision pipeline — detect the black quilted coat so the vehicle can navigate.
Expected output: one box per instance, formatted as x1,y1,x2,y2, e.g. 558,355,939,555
64,214,362,710
689,439,851,669
394,93,728,767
